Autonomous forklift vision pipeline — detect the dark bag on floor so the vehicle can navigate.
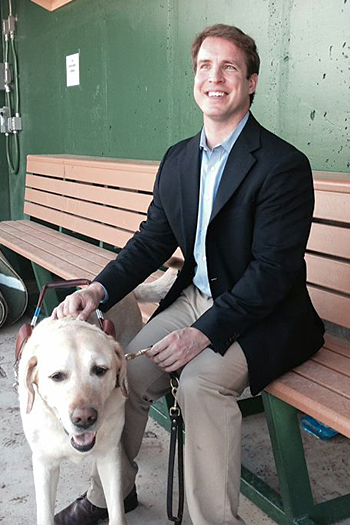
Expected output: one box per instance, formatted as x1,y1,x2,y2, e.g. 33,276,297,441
0,250,28,326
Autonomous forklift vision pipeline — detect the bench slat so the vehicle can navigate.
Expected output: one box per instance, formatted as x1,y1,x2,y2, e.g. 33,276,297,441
294,359,350,400
312,347,350,376
27,154,159,172
313,173,350,192
323,333,350,357
64,164,156,192
306,253,350,295
25,188,147,232
307,222,350,259
308,285,350,329
24,202,133,248
26,157,65,177
26,174,153,213
314,190,350,223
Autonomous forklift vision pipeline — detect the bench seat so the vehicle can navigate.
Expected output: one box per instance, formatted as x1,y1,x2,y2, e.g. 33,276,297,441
0,219,113,281
266,334,350,438
0,219,165,322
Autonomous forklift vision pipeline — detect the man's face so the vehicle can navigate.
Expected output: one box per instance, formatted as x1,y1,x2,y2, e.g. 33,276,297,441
193,37,258,129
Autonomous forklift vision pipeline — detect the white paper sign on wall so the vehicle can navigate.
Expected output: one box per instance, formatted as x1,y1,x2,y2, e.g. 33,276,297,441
66,52,80,87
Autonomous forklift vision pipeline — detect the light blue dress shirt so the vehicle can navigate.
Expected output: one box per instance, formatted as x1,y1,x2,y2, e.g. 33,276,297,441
192,112,249,297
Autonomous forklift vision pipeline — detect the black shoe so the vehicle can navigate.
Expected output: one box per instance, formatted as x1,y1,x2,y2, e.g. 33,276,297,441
54,486,138,525
124,484,138,513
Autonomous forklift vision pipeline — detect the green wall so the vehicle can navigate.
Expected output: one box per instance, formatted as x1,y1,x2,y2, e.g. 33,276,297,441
1,0,349,219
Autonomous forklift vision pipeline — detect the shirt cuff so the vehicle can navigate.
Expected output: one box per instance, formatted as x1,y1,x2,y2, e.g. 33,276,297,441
98,283,109,304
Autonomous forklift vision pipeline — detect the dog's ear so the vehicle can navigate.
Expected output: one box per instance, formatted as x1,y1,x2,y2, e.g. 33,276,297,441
114,342,129,397
25,356,38,413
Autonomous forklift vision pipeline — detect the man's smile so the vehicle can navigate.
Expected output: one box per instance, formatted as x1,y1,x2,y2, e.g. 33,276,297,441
207,91,227,98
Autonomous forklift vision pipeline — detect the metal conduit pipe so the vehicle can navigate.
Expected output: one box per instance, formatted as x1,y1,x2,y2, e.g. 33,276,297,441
1,0,21,175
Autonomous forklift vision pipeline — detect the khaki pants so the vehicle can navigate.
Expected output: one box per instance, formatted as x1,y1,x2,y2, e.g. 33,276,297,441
88,285,248,525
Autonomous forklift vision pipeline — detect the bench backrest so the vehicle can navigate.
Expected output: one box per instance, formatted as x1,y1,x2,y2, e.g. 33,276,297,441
25,155,159,250
306,173,350,331
25,156,350,329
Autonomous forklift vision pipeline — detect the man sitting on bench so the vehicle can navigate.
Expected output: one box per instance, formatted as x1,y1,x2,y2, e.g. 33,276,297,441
53,23,324,525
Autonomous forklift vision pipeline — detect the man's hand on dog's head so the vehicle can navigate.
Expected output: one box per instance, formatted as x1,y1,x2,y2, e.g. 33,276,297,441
51,282,105,321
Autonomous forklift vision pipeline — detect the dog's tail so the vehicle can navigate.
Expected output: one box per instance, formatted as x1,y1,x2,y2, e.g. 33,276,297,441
133,257,183,304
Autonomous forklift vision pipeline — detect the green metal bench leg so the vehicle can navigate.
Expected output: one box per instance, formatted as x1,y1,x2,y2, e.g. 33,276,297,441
150,396,172,432
262,391,315,523
262,392,350,524
31,263,59,317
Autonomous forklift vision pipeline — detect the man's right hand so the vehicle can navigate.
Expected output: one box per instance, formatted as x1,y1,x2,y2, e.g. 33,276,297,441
51,282,105,321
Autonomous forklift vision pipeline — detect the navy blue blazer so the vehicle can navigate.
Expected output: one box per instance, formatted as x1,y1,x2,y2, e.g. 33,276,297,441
96,113,324,395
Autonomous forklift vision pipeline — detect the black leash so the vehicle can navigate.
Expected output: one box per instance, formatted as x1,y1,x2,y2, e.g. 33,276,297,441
124,349,185,523
167,374,184,524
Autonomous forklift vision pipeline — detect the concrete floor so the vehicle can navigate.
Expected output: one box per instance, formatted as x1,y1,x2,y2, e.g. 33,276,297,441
1,318,350,525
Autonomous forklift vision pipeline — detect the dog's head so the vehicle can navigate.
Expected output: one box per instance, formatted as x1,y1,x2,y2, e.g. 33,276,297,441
20,317,128,453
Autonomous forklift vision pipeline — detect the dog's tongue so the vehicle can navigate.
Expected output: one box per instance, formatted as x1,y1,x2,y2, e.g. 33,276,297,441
72,432,96,446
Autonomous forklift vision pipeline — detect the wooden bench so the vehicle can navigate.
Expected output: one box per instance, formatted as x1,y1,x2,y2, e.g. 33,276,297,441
0,155,350,525
0,154,165,321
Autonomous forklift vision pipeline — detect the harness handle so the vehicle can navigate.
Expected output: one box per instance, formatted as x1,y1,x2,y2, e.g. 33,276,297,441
32,279,92,328
15,279,115,367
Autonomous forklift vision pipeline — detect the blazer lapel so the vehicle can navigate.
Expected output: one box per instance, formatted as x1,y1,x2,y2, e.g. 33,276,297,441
178,133,201,256
210,114,261,222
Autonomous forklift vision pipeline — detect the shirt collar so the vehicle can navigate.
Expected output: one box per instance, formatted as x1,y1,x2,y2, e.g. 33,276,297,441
199,111,249,153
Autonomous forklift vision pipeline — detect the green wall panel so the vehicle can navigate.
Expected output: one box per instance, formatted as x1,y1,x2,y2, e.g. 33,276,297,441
266,0,350,171
0,0,349,219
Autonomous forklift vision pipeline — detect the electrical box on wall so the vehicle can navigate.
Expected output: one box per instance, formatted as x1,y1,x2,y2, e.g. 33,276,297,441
0,63,4,90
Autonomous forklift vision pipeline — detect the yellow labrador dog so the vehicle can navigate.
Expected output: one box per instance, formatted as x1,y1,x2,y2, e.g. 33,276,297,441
18,263,180,525
19,318,128,525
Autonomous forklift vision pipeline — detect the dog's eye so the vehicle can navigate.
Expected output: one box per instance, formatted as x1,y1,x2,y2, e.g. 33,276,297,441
92,366,108,377
50,372,66,382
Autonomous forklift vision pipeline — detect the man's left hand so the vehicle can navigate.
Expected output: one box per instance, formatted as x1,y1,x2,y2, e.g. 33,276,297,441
147,327,211,372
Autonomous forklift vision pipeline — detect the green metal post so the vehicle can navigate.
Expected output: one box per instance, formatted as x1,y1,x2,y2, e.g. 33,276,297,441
262,392,315,522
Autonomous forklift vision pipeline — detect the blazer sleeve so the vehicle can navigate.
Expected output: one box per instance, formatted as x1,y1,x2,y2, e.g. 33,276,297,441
192,149,315,354
94,149,179,311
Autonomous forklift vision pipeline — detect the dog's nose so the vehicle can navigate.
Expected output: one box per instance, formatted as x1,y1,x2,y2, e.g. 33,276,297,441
71,406,98,429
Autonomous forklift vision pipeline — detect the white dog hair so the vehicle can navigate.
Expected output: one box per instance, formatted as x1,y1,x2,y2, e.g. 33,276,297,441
18,262,181,525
